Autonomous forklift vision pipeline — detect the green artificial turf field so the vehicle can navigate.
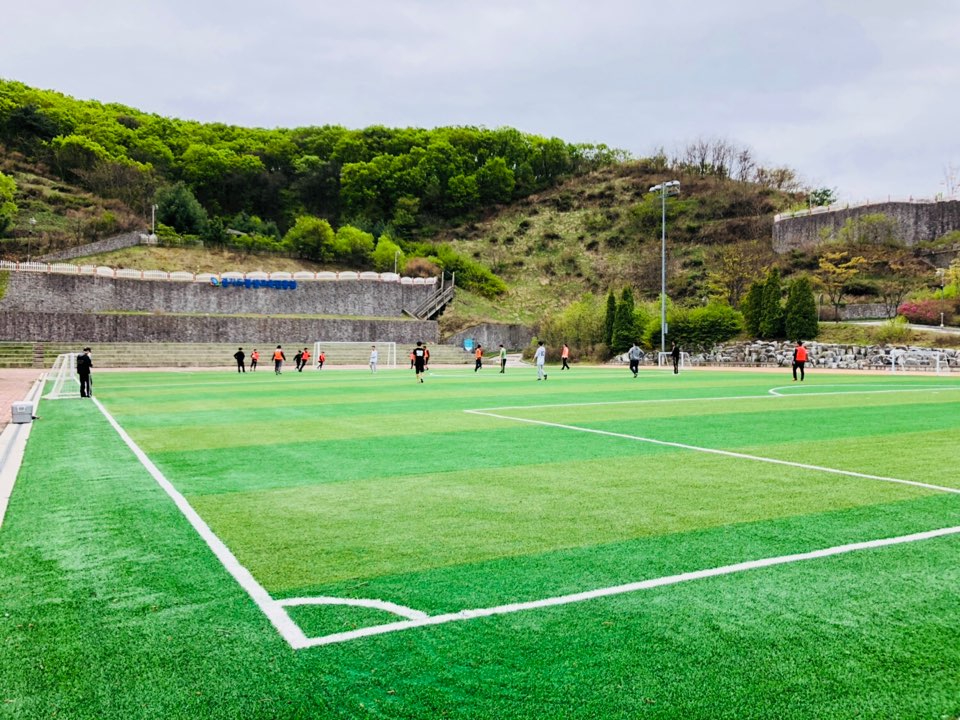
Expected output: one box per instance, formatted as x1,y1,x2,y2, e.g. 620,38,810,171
3,365,960,719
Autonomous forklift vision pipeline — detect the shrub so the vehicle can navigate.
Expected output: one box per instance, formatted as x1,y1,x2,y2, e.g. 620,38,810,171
875,316,911,344
897,299,943,325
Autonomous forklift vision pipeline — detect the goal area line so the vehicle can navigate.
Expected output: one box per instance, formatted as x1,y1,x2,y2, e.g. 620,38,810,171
89,393,960,651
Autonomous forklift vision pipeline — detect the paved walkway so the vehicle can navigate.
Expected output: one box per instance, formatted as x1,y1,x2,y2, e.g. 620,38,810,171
0,369,45,428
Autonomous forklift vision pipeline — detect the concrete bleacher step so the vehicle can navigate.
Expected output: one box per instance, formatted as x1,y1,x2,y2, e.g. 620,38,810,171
0,342,475,368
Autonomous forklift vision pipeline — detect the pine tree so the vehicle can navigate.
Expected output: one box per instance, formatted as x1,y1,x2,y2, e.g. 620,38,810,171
611,287,637,353
742,281,765,337
604,290,617,348
759,268,785,339
784,275,820,340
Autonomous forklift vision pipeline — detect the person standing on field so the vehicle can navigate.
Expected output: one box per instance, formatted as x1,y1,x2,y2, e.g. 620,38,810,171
792,340,808,382
474,344,483,372
499,344,507,373
561,343,571,370
234,347,246,373
370,345,378,373
671,341,681,375
423,344,430,370
250,349,259,371
628,342,642,378
317,351,325,370
413,341,426,383
273,345,286,375
535,341,547,381
300,348,310,371
77,346,93,397
294,348,303,371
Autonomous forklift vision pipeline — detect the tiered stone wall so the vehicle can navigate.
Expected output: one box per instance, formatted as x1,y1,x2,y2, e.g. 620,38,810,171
0,272,434,317
0,311,438,344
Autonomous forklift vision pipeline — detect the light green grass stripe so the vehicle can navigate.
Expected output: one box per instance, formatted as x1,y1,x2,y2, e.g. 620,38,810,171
189,449,931,592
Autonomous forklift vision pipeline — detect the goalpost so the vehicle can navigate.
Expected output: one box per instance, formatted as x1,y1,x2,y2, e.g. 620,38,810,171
43,353,81,400
656,351,690,370
313,341,397,368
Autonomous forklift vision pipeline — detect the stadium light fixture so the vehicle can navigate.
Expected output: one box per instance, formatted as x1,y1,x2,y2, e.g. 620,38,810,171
649,180,680,353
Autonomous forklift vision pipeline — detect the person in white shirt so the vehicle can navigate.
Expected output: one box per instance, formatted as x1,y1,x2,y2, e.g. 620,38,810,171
535,341,547,381
369,345,378,373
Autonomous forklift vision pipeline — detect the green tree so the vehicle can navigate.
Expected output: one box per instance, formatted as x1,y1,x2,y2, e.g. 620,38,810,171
809,187,836,206
742,281,764,337
332,225,375,266
604,290,617,347
283,215,335,261
784,275,819,340
0,171,17,236
816,251,866,322
154,182,207,235
611,287,637,353
759,268,785,339
371,234,403,272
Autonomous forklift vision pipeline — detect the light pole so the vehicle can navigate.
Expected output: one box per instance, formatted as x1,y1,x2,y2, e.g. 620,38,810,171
394,249,400,275
937,268,946,327
649,180,680,354
151,204,158,236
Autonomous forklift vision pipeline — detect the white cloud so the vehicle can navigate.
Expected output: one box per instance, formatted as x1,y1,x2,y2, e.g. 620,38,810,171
2,0,958,198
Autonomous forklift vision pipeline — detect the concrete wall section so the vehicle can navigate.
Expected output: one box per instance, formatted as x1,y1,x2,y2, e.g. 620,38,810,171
0,273,434,317
0,312,438,345
773,200,960,253
446,323,535,350
39,231,146,262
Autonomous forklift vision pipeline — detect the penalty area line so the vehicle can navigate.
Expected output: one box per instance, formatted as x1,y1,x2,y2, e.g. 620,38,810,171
297,523,960,648
463,409,960,496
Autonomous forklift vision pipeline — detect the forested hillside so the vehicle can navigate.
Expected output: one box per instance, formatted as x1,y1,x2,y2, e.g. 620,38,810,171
0,79,619,237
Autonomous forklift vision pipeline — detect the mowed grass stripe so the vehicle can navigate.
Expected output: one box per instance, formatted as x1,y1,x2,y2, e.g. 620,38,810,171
188,448,933,592
277,491,960,618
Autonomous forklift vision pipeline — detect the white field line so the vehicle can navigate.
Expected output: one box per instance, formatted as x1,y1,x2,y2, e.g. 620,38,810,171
298,524,960,648
468,384,960,414
92,398,308,648
464,409,960,496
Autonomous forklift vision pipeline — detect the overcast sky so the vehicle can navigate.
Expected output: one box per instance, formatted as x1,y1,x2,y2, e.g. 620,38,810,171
3,0,958,201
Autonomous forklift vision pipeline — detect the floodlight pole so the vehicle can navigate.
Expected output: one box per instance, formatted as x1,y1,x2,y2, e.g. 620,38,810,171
151,204,158,236
650,181,680,354
394,249,400,274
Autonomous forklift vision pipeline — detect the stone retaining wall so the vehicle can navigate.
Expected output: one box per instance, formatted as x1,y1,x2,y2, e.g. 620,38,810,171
0,272,434,317
772,200,960,253
39,231,147,262
0,311,438,345
695,340,958,370
446,323,534,350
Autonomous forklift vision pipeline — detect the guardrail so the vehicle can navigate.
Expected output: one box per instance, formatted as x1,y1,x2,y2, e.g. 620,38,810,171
0,260,438,285
774,195,960,222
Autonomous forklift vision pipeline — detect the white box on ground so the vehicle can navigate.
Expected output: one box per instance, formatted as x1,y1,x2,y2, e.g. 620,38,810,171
11,402,34,424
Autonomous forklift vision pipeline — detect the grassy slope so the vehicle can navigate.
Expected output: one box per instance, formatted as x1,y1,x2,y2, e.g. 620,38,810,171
4,370,960,718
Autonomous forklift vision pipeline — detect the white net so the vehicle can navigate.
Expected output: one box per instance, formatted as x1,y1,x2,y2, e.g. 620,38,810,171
313,341,397,368
43,353,82,400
